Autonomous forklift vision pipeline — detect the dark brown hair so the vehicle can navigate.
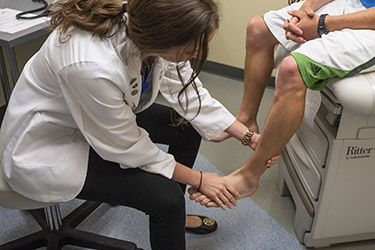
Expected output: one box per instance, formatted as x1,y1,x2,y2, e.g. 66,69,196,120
48,0,220,121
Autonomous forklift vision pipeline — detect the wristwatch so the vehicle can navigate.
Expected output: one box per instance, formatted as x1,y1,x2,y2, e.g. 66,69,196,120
317,14,330,37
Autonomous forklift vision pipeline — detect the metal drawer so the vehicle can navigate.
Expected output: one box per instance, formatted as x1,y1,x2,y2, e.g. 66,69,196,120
297,119,329,168
285,133,322,201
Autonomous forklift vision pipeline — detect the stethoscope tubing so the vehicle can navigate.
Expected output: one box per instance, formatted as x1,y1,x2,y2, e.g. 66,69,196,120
16,0,49,20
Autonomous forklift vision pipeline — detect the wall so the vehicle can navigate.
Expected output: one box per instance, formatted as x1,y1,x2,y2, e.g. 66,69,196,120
0,0,289,105
209,0,288,68
0,35,48,105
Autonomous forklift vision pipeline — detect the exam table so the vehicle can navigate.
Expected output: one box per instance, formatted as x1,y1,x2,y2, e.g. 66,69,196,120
275,47,375,248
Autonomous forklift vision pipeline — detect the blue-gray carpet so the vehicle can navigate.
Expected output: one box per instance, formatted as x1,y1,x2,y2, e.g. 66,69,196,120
0,146,306,250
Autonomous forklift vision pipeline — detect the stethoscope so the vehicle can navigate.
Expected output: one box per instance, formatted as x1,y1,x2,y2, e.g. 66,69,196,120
16,0,50,20
15,1,127,20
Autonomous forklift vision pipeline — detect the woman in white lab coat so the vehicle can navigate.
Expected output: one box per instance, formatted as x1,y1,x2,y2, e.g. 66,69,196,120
0,0,274,249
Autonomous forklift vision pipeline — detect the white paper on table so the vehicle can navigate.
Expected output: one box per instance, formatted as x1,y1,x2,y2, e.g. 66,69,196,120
304,89,322,129
0,8,48,34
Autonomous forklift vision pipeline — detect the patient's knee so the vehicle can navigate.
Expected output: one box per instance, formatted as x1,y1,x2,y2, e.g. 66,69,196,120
276,56,306,97
246,16,277,49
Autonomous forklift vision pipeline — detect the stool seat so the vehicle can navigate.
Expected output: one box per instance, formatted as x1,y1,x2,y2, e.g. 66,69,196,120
0,169,56,210
0,104,55,210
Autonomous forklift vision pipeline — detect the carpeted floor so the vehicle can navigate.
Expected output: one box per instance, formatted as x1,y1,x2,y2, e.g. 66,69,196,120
0,146,306,250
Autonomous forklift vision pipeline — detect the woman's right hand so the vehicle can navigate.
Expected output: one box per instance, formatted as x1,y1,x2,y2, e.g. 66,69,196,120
172,163,239,210
196,172,239,210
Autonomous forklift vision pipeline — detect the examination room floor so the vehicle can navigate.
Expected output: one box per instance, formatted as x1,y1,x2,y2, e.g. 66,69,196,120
157,71,375,250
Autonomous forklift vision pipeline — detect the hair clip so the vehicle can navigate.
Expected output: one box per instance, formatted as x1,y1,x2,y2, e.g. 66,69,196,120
122,1,127,12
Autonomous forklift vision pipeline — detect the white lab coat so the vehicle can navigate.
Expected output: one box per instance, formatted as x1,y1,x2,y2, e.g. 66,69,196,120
0,27,235,203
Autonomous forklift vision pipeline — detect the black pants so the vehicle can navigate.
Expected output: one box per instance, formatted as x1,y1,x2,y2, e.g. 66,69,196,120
77,103,202,250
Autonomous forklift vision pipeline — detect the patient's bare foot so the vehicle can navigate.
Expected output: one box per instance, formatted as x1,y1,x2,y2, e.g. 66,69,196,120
188,168,261,208
223,169,259,199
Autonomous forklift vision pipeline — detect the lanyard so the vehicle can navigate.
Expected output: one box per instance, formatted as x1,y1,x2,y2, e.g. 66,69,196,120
141,67,151,94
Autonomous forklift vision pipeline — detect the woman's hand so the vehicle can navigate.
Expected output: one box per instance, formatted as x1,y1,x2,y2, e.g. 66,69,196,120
197,172,240,210
188,187,219,208
210,131,231,142
172,162,239,210
188,154,281,208
249,132,281,168
211,120,281,168
266,154,281,168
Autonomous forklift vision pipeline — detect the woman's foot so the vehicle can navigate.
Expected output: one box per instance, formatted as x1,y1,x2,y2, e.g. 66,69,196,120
185,215,217,234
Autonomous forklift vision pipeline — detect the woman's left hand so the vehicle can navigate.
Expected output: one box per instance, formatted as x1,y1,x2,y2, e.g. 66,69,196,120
212,123,281,168
266,154,281,168
249,132,281,168
210,131,232,142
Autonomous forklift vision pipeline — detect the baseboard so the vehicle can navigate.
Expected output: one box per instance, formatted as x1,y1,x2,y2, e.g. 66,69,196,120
201,60,275,89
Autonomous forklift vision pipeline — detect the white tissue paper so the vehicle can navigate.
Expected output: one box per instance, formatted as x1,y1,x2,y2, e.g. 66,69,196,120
304,89,322,129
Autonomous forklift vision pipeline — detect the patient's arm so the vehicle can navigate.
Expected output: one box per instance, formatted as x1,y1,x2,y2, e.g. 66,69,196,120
324,7,375,31
286,6,375,43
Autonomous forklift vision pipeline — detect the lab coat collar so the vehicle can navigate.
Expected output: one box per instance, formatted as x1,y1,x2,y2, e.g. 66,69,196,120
115,36,170,111
116,35,170,71
116,37,142,75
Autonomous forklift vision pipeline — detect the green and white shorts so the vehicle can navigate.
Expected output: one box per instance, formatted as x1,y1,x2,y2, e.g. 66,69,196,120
264,0,375,90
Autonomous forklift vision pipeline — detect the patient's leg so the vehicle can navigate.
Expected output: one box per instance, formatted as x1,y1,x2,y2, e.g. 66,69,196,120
190,55,307,205
237,15,279,133
211,16,279,143
227,55,307,198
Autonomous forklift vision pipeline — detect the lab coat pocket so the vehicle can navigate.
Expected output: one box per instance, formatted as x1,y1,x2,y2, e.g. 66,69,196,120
11,112,75,167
